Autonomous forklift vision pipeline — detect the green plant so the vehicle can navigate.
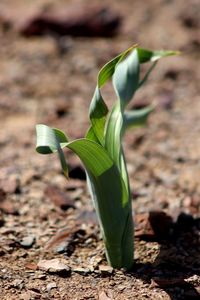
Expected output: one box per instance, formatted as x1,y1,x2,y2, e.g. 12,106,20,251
36,46,177,270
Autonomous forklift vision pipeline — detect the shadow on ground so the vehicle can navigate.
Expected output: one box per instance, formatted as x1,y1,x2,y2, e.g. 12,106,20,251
131,212,200,299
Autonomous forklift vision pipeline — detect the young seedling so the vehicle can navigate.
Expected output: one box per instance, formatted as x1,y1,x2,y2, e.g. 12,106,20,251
36,46,177,270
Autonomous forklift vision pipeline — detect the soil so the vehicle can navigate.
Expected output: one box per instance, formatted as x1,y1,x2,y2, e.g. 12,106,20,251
0,0,200,299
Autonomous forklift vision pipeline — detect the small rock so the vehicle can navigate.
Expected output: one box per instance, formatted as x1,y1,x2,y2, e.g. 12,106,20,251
72,267,90,274
47,282,57,292
25,262,38,271
99,265,113,274
11,279,24,289
117,284,126,291
37,259,70,275
135,211,173,240
109,280,115,286
55,241,71,254
149,211,173,239
20,236,35,248
98,291,113,300
35,274,47,280
135,213,154,238
45,185,74,210
45,226,85,256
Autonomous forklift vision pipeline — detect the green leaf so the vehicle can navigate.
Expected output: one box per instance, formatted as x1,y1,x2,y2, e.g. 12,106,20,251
104,104,130,198
67,139,113,176
36,124,68,177
86,166,133,269
137,48,154,63
67,139,133,269
98,45,136,87
105,49,140,193
36,124,133,269
85,125,99,143
137,47,180,63
150,49,181,61
89,45,137,145
105,104,123,168
123,105,154,132
113,48,140,107
89,87,108,145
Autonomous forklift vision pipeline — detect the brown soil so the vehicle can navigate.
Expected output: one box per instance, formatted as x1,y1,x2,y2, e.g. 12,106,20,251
0,0,200,299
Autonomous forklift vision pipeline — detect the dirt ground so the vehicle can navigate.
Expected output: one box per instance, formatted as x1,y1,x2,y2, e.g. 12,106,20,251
0,0,200,299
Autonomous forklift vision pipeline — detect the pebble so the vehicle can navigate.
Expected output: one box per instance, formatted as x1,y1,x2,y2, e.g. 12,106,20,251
99,265,113,274
35,273,47,280
98,291,112,300
72,267,90,274
47,282,57,292
37,259,71,275
117,284,127,291
11,279,24,288
45,185,75,210
20,236,35,248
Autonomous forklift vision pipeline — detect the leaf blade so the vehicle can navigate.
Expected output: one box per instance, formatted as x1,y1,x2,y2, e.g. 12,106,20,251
67,138,133,269
113,48,140,107
89,45,137,145
36,124,68,177
137,48,180,63
123,105,154,132
36,126,133,269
